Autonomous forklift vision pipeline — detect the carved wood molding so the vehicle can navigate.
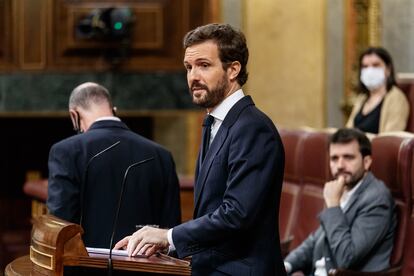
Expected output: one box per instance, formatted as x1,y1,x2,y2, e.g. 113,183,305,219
49,0,209,71
1,0,213,71
15,0,48,70
0,0,12,70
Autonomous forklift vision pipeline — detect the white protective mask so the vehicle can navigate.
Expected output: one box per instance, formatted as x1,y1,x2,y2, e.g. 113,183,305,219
360,67,386,91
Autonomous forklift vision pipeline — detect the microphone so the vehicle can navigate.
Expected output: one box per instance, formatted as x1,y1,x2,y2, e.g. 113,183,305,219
107,156,155,276
80,141,121,227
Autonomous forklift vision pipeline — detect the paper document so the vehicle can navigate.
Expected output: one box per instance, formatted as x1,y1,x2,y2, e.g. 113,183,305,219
86,247,146,258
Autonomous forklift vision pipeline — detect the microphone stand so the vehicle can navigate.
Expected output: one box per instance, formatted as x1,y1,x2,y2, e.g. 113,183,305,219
107,157,155,276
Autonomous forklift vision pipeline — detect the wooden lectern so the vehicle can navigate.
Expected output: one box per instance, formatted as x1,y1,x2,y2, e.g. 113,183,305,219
5,215,191,275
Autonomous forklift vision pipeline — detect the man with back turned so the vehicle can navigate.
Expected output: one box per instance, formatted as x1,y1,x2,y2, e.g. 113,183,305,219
47,82,181,248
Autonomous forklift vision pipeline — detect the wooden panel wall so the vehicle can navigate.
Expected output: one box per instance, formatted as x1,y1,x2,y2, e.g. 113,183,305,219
14,0,48,70
0,0,12,70
0,0,213,72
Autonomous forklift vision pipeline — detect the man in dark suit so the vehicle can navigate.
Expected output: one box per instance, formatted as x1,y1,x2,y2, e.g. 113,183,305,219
47,82,181,248
115,23,286,275
284,128,396,275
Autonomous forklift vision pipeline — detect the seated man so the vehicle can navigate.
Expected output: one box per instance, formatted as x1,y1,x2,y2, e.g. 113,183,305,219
284,128,396,275
47,82,181,248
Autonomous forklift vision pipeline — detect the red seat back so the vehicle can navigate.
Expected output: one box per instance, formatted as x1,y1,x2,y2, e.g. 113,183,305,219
279,129,306,241
397,83,414,132
290,131,331,249
401,138,414,274
371,135,414,267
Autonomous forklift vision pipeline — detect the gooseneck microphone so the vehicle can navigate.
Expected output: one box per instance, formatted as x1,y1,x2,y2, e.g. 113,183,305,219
107,156,155,276
80,141,121,227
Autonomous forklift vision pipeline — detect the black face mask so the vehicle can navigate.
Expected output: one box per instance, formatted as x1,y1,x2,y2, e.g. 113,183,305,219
72,111,83,134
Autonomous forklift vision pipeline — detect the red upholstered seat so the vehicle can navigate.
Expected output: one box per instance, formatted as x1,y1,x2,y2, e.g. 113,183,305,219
279,130,331,251
397,82,414,132
300,131,331,186
279,129,307,183
279,181,300,244
279,129,307,243
371,135,413,268
401,137,414,275
290,131,331,249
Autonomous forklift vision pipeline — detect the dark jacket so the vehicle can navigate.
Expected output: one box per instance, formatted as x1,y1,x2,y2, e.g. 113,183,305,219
47,120,181,248
173,96,286,275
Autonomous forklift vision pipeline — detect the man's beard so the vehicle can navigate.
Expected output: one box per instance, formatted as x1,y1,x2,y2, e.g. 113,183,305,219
334,169,365,189
190,75,229,108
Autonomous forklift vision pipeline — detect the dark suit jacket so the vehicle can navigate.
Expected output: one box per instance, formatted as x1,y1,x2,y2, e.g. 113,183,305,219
285,172,396,275
173,96,286,275
47,120,181,248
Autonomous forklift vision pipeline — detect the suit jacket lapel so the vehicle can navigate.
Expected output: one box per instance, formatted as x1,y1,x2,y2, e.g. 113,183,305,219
193,127,228,216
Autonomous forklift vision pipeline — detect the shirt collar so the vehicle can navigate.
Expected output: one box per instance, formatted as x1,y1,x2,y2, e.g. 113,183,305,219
94,116,121,122
209,89,245,121
340,177,364,209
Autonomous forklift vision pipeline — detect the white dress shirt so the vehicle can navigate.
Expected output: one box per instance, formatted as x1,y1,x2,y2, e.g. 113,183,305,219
208,89,245,144
94,116,121,122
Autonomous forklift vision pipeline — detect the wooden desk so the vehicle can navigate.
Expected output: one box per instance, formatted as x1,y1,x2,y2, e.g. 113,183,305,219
5,256,31,275
5,215,190,276
6,253,190,276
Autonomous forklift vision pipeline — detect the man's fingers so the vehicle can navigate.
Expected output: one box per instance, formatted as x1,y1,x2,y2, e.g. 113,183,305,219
145,244,158,256
127,235,142,256
132,239,148,256
122,227,168,257
113,236,130,250
337,175,345,185
135,244,159,257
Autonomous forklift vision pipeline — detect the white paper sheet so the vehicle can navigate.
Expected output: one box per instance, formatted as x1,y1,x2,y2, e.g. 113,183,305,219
86,247,130,257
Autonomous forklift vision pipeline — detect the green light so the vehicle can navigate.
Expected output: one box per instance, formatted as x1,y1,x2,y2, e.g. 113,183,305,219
114,22,123,30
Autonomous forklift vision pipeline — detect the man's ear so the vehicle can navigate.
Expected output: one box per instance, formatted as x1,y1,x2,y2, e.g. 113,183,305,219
227,61,241,82
363,155,372,171
69,108,83,133
69,109,78,127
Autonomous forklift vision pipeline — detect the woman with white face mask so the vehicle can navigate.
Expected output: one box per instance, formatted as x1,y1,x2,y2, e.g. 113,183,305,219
346,47,409,134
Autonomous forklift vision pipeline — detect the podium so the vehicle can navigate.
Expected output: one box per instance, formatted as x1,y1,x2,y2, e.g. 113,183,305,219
5,215,191,275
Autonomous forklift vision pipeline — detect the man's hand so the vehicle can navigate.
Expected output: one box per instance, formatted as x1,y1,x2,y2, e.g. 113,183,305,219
323,175,345,208
113,226,169,257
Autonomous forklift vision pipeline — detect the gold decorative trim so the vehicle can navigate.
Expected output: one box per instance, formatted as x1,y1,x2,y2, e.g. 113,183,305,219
31,238,56,250
368,0,381,46
30,245,55,270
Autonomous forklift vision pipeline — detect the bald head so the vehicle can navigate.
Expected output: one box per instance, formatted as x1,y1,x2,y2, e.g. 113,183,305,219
69,82,116,132
69,82,113,110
